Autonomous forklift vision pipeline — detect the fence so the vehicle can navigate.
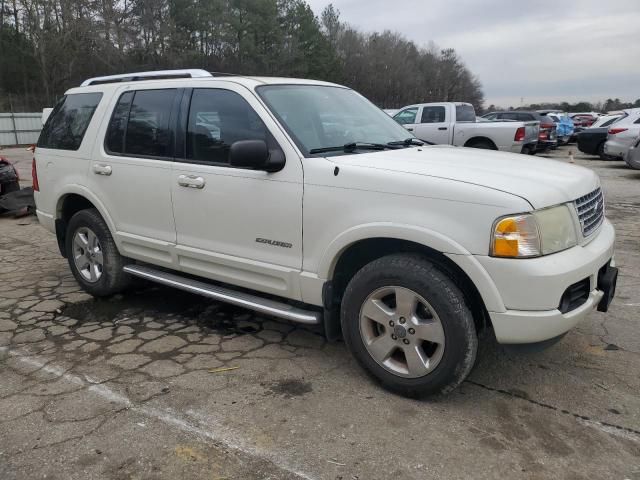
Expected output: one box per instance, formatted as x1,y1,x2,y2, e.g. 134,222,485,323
0,113,42,146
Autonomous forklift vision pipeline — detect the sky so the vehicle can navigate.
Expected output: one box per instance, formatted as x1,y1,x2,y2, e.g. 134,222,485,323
305,0,640,107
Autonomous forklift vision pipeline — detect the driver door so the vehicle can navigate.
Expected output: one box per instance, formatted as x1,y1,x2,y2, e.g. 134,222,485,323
413,104,452,145
393,107,419,134
171,85,305,300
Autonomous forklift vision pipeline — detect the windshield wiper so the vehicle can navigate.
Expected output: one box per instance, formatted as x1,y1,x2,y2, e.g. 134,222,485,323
386,138,432,147
309,142,388,154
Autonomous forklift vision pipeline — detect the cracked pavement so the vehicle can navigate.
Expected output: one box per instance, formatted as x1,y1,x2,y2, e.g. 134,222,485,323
0,146,639,479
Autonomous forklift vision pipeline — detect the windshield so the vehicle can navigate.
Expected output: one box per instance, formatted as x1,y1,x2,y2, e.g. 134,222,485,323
257,85,413,156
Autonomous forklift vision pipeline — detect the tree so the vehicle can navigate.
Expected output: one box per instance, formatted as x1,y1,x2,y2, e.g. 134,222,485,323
0,0,485,111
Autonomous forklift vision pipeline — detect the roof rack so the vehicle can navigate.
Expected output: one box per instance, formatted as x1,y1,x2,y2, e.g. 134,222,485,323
80,69,213,86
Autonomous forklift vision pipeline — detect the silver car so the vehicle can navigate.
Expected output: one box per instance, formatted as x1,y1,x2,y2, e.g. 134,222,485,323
604,108,640,159
625,134,640,170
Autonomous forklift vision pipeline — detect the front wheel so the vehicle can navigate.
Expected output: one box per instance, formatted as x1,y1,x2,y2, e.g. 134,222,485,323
65,209,131,297
341,254,478,397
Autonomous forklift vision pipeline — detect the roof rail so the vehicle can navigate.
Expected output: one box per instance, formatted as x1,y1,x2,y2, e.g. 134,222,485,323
80,69,213,87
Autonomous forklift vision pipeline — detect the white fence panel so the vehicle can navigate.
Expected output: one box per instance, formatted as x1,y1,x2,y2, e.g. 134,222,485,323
0,113,42,146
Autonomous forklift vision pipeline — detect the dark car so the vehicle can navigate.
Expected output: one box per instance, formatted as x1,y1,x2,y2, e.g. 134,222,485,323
576,115,624,159
577,128,610,159
0,157,20,195
482,111,557,153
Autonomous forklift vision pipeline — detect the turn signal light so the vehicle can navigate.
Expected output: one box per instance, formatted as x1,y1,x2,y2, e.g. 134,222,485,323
491,215,541,258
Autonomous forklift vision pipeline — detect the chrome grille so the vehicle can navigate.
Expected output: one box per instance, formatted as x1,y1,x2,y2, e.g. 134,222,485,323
574,188,604,237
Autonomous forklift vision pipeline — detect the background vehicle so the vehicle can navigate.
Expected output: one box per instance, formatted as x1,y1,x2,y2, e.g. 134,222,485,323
570,113,599,128
539,111,574,145
569,113,599,141
482,111,557,153
34,70,617,398
625,134,640,170
604,108,640,160
590,114,624,129
0,157,20,195
383,108,399,116
394,102,539,153
577,114,624,159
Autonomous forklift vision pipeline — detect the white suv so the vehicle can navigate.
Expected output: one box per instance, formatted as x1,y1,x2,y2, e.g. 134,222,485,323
33,69,618,397
604,108,640,160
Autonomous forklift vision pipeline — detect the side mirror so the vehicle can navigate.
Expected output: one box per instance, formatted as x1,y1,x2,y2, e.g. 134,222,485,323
229,140,285,172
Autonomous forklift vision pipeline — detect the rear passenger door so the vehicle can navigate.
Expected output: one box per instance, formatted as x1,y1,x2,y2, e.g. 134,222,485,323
88,87,179,267
413,104,451,145
170,86,304,300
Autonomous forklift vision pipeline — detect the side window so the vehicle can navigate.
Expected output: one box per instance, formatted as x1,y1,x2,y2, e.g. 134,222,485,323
186,89,272,164
454,104,475,122
484,113,497,120
634,117,640,124
37,93,102,150
421,106,446,123
125,89,176,158
501,112,519,121
517,114,533,121
393,108,418,125
105,91,134,154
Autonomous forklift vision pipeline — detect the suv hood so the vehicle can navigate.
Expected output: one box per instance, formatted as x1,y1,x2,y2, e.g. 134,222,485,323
330,146,599,209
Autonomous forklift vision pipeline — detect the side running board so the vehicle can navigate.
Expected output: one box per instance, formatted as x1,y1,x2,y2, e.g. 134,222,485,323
123,264,321,325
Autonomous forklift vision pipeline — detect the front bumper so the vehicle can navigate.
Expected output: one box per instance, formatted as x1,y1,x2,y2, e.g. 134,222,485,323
477,219,616,344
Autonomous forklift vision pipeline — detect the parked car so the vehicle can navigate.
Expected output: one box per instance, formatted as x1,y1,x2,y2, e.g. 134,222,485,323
383,109,399,116
0,157,20,195
604,108,640,160
539,111,574,145
34,69,618,398
590,114,624,129
569,113,599,141
570,113,599,128
576,114,624,159
393,102,539,153
625,134,640,170
482,111,557,153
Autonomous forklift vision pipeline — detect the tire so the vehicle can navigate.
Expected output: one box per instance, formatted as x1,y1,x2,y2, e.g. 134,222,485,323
341,254,478,397
65,208,131,297
467,140,495,150
597,142,607,160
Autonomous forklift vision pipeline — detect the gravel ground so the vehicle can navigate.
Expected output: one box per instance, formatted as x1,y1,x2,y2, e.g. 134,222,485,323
0,145,638,480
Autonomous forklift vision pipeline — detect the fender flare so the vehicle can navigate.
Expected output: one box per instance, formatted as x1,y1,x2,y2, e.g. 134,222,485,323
55,184,118,236
318,222,505,313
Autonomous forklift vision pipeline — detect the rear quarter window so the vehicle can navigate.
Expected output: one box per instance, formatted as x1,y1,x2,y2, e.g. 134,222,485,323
455,104,476,122
37,93,102,150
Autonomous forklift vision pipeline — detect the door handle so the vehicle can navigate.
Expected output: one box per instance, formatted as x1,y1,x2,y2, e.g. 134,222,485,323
178,174,205,189
93,164,112,176
438,127,448,131
406,127,414,131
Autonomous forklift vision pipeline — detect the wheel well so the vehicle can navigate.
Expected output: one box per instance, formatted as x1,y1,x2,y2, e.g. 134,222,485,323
55,194,96,257
329,238,490,333
464,137,497,150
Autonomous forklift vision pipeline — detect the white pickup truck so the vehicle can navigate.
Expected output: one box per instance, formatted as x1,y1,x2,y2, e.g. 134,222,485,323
393,102,539,154
34,70,617,398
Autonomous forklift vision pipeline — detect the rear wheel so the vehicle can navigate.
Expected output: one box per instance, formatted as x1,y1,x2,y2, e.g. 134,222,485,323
341,254,478,397
597,142,607,160
65,209,131,297
467,140,495,150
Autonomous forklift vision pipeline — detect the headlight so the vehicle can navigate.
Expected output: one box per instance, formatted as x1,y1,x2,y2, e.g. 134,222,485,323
491,205,577,258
